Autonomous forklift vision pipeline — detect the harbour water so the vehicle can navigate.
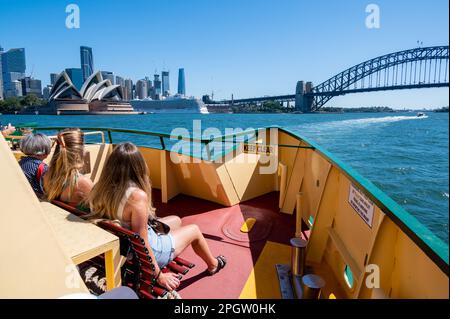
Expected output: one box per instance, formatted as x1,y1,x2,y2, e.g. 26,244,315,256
1,112,448,243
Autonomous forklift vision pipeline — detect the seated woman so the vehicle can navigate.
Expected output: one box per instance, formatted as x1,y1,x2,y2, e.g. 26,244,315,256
43,128,93,206
19,133,52,198
85,142,226,291
1,123,15,137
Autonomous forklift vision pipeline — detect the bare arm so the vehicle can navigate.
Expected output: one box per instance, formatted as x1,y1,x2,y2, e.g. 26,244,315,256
70,175,93,205
129,190,180,291
1,124,16,137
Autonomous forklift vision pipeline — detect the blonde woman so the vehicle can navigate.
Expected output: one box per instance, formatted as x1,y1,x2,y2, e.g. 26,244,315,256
43,128,93,206
85,142,226,291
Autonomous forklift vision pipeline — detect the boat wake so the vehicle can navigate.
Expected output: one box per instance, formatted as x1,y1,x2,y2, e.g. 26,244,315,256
324,115,428,126
296,115,428,132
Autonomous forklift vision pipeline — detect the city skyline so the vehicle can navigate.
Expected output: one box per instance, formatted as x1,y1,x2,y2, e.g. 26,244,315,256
0,0,449,109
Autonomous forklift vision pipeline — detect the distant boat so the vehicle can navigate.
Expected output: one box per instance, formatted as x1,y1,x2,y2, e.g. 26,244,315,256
417,112,426,117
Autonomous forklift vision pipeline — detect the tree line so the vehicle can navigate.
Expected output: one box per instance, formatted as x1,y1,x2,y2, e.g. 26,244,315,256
0,96,48,114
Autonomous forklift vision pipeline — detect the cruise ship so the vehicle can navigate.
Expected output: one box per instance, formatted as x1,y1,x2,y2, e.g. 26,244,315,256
130,95,209,114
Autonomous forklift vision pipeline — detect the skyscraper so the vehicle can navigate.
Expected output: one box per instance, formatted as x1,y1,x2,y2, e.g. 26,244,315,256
177,68,186,96
65,68,83,90
153,74,161,99
161,71,170,97
1,48,26,98
50,73,59,86
80,46,94,82
10,81,22,98
144,76,152,97
43,85,52,100
124,79,133,101
115,76,125,87
20,77,42,98
101,71,114,85
135,79,148,99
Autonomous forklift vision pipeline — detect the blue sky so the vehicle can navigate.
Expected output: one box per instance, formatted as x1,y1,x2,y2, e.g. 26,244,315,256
0,0,448,108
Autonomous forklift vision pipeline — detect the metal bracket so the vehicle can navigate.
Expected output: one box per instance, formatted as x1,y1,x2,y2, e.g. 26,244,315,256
275,264,295,299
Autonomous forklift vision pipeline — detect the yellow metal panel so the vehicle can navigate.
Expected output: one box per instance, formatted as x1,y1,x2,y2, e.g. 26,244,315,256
171,154,233,206
358,217,398,299
224,152,276,202
313,172,385,298
239,241,291,299
300,150,331,223
306,167,340,264
160,150,180,203
391,232,449,298
333,176,381,271
280,148,306,214
278,131,301,171
216,164,240,206
139,147,162,189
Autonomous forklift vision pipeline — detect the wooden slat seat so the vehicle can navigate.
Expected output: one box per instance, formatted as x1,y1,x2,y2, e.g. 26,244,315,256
51,199,195,299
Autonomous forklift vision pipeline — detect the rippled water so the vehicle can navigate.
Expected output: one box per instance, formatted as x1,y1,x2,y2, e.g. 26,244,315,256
1,112,448,243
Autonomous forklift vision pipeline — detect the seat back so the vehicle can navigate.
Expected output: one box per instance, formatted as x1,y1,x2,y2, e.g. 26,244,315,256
50,199,194,298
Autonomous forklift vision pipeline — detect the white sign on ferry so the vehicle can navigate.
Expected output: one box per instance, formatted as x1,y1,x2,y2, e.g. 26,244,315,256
348,184,374,228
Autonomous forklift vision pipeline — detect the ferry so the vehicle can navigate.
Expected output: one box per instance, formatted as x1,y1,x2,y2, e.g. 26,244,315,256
1,125,448,299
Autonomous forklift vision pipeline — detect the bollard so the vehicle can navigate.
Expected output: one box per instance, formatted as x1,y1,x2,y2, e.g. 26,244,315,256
290,237,308,277
301,274,325,299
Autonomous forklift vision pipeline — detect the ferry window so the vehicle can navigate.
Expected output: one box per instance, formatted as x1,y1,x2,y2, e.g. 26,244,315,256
308,215,314,226
344,265,354,289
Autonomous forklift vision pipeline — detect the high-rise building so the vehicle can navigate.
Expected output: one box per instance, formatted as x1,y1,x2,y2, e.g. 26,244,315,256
6,80,23,98
161,71,170,97
177,68,186,96
144,76,152,97
1,48,26,98
124,79,133,101
65,68,83,90
0,46,4,100
43,85,52,100
3,72,24,98
135,79,148,99
115,76,125,87
101,71,114,85
80,46,94,82
20,77,42,98
153,74,161,99
50,73,59,86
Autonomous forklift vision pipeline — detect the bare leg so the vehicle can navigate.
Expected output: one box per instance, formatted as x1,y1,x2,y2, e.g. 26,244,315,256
159,215,182,230
170,224,218,271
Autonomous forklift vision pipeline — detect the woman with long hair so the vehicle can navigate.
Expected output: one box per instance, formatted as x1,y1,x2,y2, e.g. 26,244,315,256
43,128,93,206
85,142,226,291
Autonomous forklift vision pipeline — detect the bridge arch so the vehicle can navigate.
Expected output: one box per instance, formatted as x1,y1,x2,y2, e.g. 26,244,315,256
310,46,449,111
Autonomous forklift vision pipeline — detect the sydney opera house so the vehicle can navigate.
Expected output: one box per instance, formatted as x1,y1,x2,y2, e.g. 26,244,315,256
46,71,139,115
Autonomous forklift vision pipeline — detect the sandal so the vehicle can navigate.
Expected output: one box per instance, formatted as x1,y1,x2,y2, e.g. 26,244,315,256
207,255,227,275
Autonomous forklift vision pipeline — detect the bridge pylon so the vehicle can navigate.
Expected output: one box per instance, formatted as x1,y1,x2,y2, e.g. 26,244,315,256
295,81,314,112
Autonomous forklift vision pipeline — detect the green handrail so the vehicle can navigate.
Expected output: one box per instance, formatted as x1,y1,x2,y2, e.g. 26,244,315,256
33,126,315,152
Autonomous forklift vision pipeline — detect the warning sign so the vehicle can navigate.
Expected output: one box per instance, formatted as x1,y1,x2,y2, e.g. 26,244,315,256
243,143,273,155
348,184,374,228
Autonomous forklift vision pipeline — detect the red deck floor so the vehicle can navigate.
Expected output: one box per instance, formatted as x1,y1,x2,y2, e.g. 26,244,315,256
153,190,296,299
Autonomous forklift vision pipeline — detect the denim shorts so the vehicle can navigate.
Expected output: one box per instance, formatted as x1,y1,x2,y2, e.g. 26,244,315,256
147,226,175,268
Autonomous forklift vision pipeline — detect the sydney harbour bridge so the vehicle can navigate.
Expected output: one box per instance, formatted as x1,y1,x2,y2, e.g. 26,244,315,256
210,46,449,112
